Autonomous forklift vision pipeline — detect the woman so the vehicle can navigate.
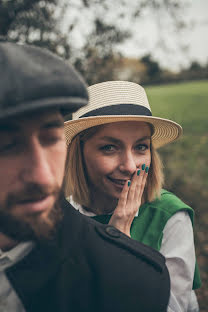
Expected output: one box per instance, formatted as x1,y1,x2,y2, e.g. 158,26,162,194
64,81,201,312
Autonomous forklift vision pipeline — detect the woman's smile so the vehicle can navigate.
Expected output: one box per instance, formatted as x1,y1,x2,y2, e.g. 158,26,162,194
107,177,128,185
106,176,129,191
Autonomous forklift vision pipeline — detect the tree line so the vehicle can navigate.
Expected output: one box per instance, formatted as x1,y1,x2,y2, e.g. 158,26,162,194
1,0,203,86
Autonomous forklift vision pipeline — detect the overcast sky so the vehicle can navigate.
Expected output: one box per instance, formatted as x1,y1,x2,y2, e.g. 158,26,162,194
64,0,208,71
117,0,208,71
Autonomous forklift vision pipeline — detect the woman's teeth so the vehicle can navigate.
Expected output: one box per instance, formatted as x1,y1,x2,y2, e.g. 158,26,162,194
109,178,127,185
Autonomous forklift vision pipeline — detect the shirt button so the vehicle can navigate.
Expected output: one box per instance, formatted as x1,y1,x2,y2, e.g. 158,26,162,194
105,226,121,238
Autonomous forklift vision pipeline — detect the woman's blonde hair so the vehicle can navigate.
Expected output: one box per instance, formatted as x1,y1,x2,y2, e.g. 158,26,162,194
64,125,164,207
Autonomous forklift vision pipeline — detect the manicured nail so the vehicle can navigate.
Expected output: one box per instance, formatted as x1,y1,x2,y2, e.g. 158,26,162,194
142,164,145,170
145,166,149,173
137,169,141,176
128,180,131,187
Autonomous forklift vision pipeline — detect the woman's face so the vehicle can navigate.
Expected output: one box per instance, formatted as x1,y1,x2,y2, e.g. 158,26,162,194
83,121,151,200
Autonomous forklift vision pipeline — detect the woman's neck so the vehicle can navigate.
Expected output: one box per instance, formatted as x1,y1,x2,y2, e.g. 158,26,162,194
86,189,118,215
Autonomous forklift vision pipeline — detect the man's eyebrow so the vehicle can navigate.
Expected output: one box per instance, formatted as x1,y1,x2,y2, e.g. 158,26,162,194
42,119,64,129
0,124,20,132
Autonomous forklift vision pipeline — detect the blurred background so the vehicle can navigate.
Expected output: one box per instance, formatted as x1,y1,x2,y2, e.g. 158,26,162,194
1,0,207,309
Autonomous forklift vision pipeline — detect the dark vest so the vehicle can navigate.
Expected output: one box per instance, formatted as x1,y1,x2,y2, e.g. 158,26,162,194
5,198,170,312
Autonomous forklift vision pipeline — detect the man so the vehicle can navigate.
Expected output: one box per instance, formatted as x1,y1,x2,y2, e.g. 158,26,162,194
0,39,170,312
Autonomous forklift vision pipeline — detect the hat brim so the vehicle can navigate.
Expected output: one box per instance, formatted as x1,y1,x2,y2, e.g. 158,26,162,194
64,115,182,149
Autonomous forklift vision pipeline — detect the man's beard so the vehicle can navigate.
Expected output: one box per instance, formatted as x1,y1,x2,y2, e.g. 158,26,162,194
0,183,63,243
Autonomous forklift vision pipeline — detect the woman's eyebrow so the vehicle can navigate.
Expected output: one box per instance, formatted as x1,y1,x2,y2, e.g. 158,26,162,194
98,135,151,144
98,136,121,144
135,136,151,143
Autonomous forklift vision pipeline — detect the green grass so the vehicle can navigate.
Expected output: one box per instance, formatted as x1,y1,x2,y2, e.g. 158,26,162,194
145,80,208,189
145,80,208,309
146,80,208,134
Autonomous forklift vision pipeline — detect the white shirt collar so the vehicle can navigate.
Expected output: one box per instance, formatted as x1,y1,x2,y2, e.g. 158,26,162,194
0,241,34,271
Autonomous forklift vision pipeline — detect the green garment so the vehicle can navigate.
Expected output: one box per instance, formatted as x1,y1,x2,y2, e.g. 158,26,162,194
92,189,201,290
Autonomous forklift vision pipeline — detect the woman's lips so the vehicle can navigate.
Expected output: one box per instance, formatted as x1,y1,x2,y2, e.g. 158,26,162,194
107,177,128,187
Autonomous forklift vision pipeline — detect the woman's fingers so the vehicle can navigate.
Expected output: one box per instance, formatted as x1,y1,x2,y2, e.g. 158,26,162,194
116,163,149,211
109,180,132,236
126,173,137,203
116,179,129,209
134,164,149,203
109,164,149,236
126,165,147,205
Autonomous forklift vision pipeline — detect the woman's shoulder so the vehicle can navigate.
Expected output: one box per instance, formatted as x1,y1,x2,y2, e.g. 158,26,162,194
160,189,189,205
147,189,193,218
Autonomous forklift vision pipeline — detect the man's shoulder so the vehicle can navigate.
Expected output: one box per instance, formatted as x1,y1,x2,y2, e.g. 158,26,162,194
6,198,170,312
61,198,167,274
60,198,170,311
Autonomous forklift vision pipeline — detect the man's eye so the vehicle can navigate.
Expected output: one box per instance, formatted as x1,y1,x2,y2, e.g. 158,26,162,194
42,135,62,145
41,129,64,145
0,141,17,153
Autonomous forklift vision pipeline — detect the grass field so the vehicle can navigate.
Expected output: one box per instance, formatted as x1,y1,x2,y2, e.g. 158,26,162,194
146,80,208,134
146,80,208,311
146,80,208,188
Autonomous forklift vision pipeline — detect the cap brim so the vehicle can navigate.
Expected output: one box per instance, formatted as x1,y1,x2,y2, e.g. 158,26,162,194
0,97,88,121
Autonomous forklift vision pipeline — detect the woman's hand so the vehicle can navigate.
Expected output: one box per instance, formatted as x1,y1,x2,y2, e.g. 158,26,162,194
109,165,148,237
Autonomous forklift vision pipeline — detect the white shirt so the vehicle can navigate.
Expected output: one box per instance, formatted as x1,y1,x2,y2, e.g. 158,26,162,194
69,197,199,312
0,241,34,312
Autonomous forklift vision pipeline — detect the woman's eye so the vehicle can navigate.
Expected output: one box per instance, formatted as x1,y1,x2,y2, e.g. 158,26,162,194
135,144,148,151
100,145,116,152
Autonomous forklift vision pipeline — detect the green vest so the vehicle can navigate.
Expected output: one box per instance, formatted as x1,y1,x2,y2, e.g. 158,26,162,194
92,189,201,289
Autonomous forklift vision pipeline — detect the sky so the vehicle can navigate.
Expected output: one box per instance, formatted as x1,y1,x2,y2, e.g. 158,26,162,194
63,0,208,72
117,0,208,71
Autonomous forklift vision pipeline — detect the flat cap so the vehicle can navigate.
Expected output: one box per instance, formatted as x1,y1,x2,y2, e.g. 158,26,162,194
0,40,88,120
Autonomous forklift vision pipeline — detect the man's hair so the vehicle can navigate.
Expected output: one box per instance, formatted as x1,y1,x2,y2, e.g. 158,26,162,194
64,125,164,207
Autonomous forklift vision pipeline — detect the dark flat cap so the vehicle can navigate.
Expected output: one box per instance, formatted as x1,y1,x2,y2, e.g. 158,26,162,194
0,41,88,120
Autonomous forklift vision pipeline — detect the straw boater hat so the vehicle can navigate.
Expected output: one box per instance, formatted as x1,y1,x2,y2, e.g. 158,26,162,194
64,81,182,149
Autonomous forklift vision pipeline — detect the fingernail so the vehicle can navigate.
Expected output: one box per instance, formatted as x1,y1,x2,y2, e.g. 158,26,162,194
128,180,131,187
142,164,145,170
145,166,149,173
137,169,141,176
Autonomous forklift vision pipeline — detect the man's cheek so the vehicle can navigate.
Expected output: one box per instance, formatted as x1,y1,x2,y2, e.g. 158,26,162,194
54,157,66,185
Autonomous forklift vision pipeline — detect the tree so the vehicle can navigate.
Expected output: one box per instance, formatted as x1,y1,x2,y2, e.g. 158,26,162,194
65,0,190,83
0,0,70,58
0,0,191,82
140,54,162,84
74,18,129,84
189,61,202,71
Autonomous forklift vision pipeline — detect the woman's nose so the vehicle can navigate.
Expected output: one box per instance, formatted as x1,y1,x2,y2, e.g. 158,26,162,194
119,151,137,175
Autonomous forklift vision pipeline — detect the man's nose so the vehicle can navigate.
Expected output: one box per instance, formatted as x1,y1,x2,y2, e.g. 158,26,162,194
119,151,138,175
20,138,53,185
